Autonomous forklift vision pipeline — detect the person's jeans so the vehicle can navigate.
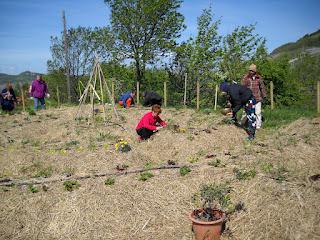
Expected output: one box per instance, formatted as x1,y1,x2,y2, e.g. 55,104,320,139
34,97,45,110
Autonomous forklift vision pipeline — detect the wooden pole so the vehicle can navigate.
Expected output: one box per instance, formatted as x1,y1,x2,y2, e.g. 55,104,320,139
270,81,274,110
317,81,320,113
78,81,82,99
196,80,200,110
136,81,140,105
164,81,167,107
111,79,115,104
19,82,25,112
184,73,187,107
98,67,106,121
62,10,71,103
214,84,218,111
56,86,60,108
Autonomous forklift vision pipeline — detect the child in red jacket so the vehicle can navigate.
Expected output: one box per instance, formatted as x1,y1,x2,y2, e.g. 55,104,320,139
136,104,167,140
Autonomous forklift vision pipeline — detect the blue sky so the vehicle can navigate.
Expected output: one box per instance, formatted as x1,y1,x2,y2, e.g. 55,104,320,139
0,0,319,74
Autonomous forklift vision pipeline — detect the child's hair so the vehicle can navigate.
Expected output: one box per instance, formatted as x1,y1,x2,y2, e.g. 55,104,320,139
151,104,162,114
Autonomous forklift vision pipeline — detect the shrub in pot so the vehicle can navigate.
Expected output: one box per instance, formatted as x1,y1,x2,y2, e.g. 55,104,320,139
190,183,232,240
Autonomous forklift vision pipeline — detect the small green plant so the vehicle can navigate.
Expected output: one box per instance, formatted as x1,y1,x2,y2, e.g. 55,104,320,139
105,177,115,186
187,134,195,141
66,140,80,147
180,166,191,176
27,108,36,116
21,139,29,145
144,162,153,170
208,159,225,167
31,140,41,147
260,161,273,174
28,184,38,193
233,168,256,180
96,132,117,142
139,172,154,181
88,138,96,151
115,139,131,152
21,162,53,178
63,180,80,191
272,166,289,183
188,155,199,164
33,165,53,178
62,166,76,177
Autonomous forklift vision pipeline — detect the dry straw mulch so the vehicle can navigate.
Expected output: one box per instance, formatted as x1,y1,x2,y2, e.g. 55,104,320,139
0,106,319,240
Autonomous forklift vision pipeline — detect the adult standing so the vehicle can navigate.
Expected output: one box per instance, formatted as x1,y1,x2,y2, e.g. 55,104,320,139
241,64,266,129
29,75,49,110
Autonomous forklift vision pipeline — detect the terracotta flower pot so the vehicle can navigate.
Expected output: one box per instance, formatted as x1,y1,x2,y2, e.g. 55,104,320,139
189,208,226,240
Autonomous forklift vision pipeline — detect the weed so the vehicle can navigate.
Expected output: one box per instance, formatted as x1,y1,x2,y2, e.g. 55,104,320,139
105,177,115,186
234,168,256,180
260,161,273,174
63,180,80,191
188,155,199,164
28,184,38,193
33,166,53,178
62,166,76,177
208,159,225,167
139,172,154,181
27,108,36,116
180,166,191,176
187,134,195,141
66,140,80,147
21,162,53,178
31,140,41,147
144,162,153,170
88,138,96,151
272,166,289,183
96,132,117,142
21,139,29,145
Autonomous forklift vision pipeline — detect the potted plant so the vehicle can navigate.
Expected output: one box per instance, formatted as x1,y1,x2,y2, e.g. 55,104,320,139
190,183,232,240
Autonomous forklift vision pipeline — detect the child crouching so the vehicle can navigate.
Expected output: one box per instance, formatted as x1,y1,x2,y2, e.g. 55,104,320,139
136,104,167,140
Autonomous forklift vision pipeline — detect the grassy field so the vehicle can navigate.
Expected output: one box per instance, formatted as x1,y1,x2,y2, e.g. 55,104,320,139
0,105,319,240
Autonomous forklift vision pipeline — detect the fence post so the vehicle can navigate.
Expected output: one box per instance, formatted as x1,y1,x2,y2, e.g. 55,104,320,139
136,81,140,105
19,82,25,112
196,80,200,110
164,81,167,107
317,80,320,113
214,84,218,111
56,86,60,108
270,81,274,110
184,73,187,107
111,78,115,104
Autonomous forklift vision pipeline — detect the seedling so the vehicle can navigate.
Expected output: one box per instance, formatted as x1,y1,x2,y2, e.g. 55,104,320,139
144,162,153,170
233,168,256,180
260,161,273,174
105,177,115,186
28,184,38,193
63,180,80,191
208,159,225,167
66,140,80,147
180,166,191,176
139,172,154,181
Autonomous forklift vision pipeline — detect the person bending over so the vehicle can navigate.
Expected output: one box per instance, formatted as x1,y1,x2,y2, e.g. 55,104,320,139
136,104,167,140
220,82,257,141
119,91,135,108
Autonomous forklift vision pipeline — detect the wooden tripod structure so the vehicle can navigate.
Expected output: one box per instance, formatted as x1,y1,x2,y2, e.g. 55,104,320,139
75,58,119,121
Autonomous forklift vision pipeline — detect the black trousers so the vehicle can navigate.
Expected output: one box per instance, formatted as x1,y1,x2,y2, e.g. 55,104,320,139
136,127,154,140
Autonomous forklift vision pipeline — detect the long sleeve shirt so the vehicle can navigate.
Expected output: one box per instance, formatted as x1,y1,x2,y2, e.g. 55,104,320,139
241,73,266,102
136,112,167,131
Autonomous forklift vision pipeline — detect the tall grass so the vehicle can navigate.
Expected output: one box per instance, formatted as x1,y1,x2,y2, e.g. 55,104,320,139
263,107,318,128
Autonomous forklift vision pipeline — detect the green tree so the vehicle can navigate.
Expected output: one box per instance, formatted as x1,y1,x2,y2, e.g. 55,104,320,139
221,24,263,82
105,0,185,85
48,26,114,101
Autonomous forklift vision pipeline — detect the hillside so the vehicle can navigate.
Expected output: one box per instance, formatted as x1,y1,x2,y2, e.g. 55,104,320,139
271,29,320,58
0,71,42,86
0,106,319,240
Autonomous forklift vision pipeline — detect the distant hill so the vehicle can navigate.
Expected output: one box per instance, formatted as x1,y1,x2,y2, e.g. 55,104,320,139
271,29,320,58
0,71,42,86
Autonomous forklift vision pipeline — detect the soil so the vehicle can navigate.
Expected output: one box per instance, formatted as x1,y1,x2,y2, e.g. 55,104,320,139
194,208,222,222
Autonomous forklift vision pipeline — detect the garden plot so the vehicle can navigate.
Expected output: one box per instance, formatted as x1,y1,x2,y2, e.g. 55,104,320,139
0,106,319,240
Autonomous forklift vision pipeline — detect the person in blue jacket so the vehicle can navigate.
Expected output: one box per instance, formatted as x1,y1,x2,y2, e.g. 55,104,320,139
118,91,135,108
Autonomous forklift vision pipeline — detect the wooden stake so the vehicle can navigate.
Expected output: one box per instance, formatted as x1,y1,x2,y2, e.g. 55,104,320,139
78,81,82,99
111,79,115,104
136,81,140,105
164,81,167,107
184,73,187,107
270,81,274,110
196,80,200,110
214,84,218,111
317,81,320,113
62,10,71,103
56,86,60,108
19,82,25,112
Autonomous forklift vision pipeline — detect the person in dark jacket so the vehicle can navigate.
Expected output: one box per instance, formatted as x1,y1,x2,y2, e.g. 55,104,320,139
29,75,49,110
220,82,257,140
1,83,17,111
142,91,163,106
